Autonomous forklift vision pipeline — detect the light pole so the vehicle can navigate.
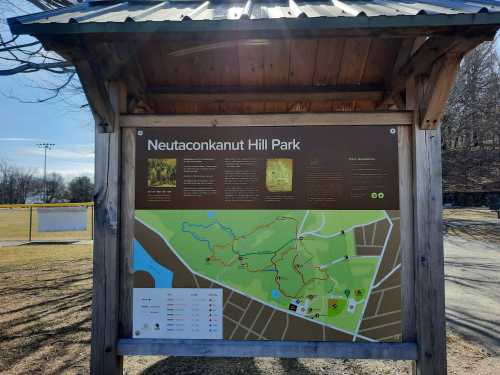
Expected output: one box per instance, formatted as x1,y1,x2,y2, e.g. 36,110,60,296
37,143,55,203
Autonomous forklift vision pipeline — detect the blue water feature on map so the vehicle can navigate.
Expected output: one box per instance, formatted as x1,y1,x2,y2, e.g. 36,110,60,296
207,211,215,218
272,289,280,299
133,239,172,288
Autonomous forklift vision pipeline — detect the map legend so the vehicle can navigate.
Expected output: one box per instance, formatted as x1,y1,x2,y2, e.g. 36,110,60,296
133,288,223,339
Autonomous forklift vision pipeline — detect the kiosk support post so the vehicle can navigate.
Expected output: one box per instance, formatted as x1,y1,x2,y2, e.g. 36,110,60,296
91,82,124,374
408,77,447,375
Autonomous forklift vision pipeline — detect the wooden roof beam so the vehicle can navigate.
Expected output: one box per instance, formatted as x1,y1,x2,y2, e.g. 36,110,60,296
418,53,461,129
74,59,118,133
385,30,494,112
147,85,386,103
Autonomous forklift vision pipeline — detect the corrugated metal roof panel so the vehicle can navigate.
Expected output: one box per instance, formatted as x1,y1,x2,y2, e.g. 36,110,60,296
8,0,500,35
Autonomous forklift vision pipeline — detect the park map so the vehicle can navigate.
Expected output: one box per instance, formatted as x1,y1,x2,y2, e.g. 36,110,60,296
134,209,402,342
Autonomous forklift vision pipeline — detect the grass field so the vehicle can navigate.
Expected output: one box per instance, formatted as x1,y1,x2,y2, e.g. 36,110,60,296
0,207,93,241
0,244,92,374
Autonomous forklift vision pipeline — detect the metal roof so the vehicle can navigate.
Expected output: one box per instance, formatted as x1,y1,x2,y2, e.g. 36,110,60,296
8,0,500,35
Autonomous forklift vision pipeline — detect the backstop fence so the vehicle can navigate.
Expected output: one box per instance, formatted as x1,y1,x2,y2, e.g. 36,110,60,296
0,202,94,242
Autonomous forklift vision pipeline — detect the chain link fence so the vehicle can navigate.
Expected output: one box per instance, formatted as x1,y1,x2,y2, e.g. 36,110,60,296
0,203,94,242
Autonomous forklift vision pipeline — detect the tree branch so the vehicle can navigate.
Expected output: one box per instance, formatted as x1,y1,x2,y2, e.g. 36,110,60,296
0,60,73,75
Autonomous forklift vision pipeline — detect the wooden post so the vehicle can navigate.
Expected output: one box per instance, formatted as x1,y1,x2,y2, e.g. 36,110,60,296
91,82,124,374
120,127,136,338
409,77,447,374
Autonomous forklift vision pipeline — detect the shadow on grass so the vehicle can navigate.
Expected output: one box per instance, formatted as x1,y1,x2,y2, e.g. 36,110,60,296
443,219,500,244
0,255,92,374
140,357,264,375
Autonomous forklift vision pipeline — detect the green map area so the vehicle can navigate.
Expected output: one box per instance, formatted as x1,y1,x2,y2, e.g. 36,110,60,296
135,209,390,334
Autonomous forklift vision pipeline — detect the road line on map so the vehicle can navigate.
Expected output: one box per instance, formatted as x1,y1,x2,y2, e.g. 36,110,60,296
281,314,290,340
245,304,265,339
297,210,310,235
135,216,377,342
259,309,276,338
225,315,261,339
352,211,393,342
371,222,377,245
301,217,387,239
363,309,401,321
223,290,234,309
392,246,401,268
377,334,400,341
372,285,400,294
227,301,246,312
298,211,326,237
372,264,401,289
359,320,401,334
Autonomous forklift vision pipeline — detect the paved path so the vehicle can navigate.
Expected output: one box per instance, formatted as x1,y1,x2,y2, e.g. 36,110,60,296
444,235,500,355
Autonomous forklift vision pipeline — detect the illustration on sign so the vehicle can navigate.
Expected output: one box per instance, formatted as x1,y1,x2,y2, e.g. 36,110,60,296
133,126,401,342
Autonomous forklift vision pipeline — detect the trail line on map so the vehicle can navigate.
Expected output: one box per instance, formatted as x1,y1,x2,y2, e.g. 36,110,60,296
135,216,380,341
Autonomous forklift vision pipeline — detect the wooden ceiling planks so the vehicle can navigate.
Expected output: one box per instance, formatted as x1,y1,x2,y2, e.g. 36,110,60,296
362,38,402,84
337,37,372,85
313,38,344,86
286,39,318,112
134,36,403,114
238,40,265,113
263,39,290,113
310,38,344,112
218,42,242,114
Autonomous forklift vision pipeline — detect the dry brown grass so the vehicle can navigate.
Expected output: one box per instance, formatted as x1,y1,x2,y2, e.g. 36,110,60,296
0,207,93,242
0,227,498,374
443,208,500,244
443,207,498,221
0,244,92,374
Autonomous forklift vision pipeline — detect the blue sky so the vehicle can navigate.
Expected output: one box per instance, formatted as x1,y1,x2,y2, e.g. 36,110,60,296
0,2,94,181
0,75,94,180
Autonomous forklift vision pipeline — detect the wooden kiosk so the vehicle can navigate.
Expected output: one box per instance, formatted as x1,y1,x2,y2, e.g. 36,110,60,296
9,1,500,374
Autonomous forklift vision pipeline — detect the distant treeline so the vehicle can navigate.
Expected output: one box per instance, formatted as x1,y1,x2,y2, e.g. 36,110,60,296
441,41,500,194
0,160,94,204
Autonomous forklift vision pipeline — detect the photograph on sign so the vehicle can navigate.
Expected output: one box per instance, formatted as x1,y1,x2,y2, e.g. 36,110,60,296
133,126,401,342
37,207,88,232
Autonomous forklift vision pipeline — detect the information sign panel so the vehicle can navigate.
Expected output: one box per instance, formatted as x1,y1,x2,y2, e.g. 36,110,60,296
132,126,401,342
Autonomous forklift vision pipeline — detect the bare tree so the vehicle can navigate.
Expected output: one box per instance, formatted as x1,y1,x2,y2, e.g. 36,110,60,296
0,0,84,103
44,172,66,202
441,39,500,192
0,160,36,203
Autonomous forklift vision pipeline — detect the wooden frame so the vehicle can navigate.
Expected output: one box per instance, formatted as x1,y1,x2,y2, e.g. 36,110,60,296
114,114,420,364
86,76,447,375
117,339,417,359
120,112,413,128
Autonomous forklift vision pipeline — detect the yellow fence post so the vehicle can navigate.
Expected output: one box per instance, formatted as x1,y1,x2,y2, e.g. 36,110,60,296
28,206,33,242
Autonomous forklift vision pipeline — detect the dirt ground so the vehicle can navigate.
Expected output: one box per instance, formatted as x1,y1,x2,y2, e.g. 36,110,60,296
1,231,499,374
